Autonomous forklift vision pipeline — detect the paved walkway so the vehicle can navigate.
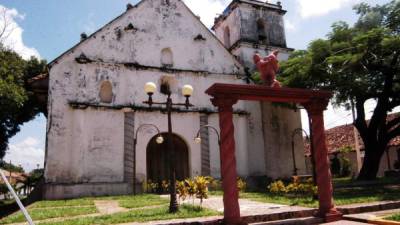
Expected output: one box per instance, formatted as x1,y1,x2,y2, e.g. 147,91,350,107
94,200,129,214
322,221,369,225
344,208,400,224
165,195,312,217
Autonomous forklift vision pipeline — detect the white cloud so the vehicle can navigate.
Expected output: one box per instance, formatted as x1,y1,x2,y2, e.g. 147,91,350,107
0,5,40,59
285,18,296,31
82,12,96,34
296,0,360,18
183,0,230,29
4,137,44,172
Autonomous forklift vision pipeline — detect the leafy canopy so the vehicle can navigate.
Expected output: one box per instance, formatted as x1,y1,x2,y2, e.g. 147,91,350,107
279,1,400,110
279,0,400,180
0,44,47,158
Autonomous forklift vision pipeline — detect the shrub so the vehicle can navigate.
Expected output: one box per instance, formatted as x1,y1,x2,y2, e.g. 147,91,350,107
194,176,209,206
339,156,352,177
268,178,317,197
206,176,222,191
268,180,286,194
149,181,159,193
185,178,197,204
237,177,247,193
176,181,188,203
161,180,169,193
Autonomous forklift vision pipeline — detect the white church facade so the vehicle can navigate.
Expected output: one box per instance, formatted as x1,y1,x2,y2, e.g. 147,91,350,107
41,0,306,199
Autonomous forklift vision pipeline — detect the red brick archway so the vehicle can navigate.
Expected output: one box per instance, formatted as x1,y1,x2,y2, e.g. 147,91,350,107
205,83,343,225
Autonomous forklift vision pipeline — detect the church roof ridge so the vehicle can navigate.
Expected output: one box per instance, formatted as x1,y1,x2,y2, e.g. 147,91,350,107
48,1,145,68
48,0,244,74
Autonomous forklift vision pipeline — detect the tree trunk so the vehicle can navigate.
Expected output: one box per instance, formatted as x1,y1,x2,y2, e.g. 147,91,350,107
357,144,386,180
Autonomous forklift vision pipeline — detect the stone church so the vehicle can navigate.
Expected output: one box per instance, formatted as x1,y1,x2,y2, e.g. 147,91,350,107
33,0,306,199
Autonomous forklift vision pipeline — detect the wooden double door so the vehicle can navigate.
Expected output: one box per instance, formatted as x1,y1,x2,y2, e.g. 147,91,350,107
146,133,189,183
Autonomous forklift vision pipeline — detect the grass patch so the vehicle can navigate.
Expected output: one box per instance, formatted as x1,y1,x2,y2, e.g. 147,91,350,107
0,206,98,224
30,198,94,208
385,213,400,221
241,186,400,208
96,194,169,209
38,204,220,225
241,192,317,208
333,177,400,187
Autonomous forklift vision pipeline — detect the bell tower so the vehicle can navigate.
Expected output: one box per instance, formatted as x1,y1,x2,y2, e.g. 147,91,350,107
213,1,306,180
212,0,293,71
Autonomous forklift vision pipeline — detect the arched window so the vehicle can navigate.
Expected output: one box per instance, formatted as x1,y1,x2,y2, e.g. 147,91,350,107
161,48,173,67
223,26,231,48
99,81,113,103
257,19,267,42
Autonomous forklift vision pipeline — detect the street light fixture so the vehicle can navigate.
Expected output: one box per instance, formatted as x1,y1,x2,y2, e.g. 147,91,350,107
194,125,221,146
143,81,194,213
133,124,163,195
291,128,310,176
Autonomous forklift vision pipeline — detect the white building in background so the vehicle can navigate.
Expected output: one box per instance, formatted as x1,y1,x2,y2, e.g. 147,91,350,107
38,0,306,199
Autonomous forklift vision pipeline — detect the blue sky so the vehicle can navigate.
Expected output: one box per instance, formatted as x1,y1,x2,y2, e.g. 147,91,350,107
0,0,391,172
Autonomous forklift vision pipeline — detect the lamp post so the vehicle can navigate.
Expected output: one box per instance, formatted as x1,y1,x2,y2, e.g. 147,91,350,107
143,81,194,213
291,128,310,176
133,124,164,195
194,125,221,146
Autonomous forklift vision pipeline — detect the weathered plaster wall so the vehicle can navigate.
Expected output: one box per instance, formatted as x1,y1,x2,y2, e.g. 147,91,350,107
214,8,241,48
238,4,286,47
261,103,307,179
50,0,243,75
231,45,291,71
45,0,254,199
44,0,301,199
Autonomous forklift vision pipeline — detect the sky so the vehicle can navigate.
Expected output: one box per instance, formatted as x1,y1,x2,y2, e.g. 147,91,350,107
0,0,393,172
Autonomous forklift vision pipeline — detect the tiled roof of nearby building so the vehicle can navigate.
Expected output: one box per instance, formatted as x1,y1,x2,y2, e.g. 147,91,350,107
0,169,26,184
304,113,400,155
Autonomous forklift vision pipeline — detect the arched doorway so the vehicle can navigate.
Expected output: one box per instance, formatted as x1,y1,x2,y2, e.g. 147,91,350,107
146,133,189,183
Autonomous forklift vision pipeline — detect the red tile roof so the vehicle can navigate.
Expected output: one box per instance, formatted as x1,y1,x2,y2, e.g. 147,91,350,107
305,113,400,155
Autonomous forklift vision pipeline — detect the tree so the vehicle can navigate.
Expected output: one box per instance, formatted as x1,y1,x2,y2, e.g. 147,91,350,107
279,1,400,180
0,161,24,173
0,7,16,44
0,44,47,158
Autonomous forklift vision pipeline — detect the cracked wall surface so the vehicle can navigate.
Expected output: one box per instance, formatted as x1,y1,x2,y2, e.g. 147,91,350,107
44,0,269,199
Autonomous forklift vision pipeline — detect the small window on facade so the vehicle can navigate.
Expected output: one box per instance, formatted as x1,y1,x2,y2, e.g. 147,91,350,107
257,19,267,42
161,48,173,67
99,81,113,103
224,26,231,48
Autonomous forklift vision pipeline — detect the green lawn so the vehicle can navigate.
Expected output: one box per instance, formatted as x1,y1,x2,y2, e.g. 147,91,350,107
98,194,169,209
333,177,400,187
239,186,400,208
0,206,98,224
38,204,220,225
385,213,400,221
30,198,95,208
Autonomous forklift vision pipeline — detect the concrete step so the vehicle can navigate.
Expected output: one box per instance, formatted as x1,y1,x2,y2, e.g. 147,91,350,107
250,217,324,225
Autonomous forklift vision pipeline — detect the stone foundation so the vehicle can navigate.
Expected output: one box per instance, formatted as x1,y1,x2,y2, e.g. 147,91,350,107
44,182,132,200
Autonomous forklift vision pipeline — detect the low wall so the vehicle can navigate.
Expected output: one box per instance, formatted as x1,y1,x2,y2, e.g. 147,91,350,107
44,182,132,200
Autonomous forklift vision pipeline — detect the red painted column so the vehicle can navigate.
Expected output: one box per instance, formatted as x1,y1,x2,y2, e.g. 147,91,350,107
303,100,342,222
211,97,242,225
